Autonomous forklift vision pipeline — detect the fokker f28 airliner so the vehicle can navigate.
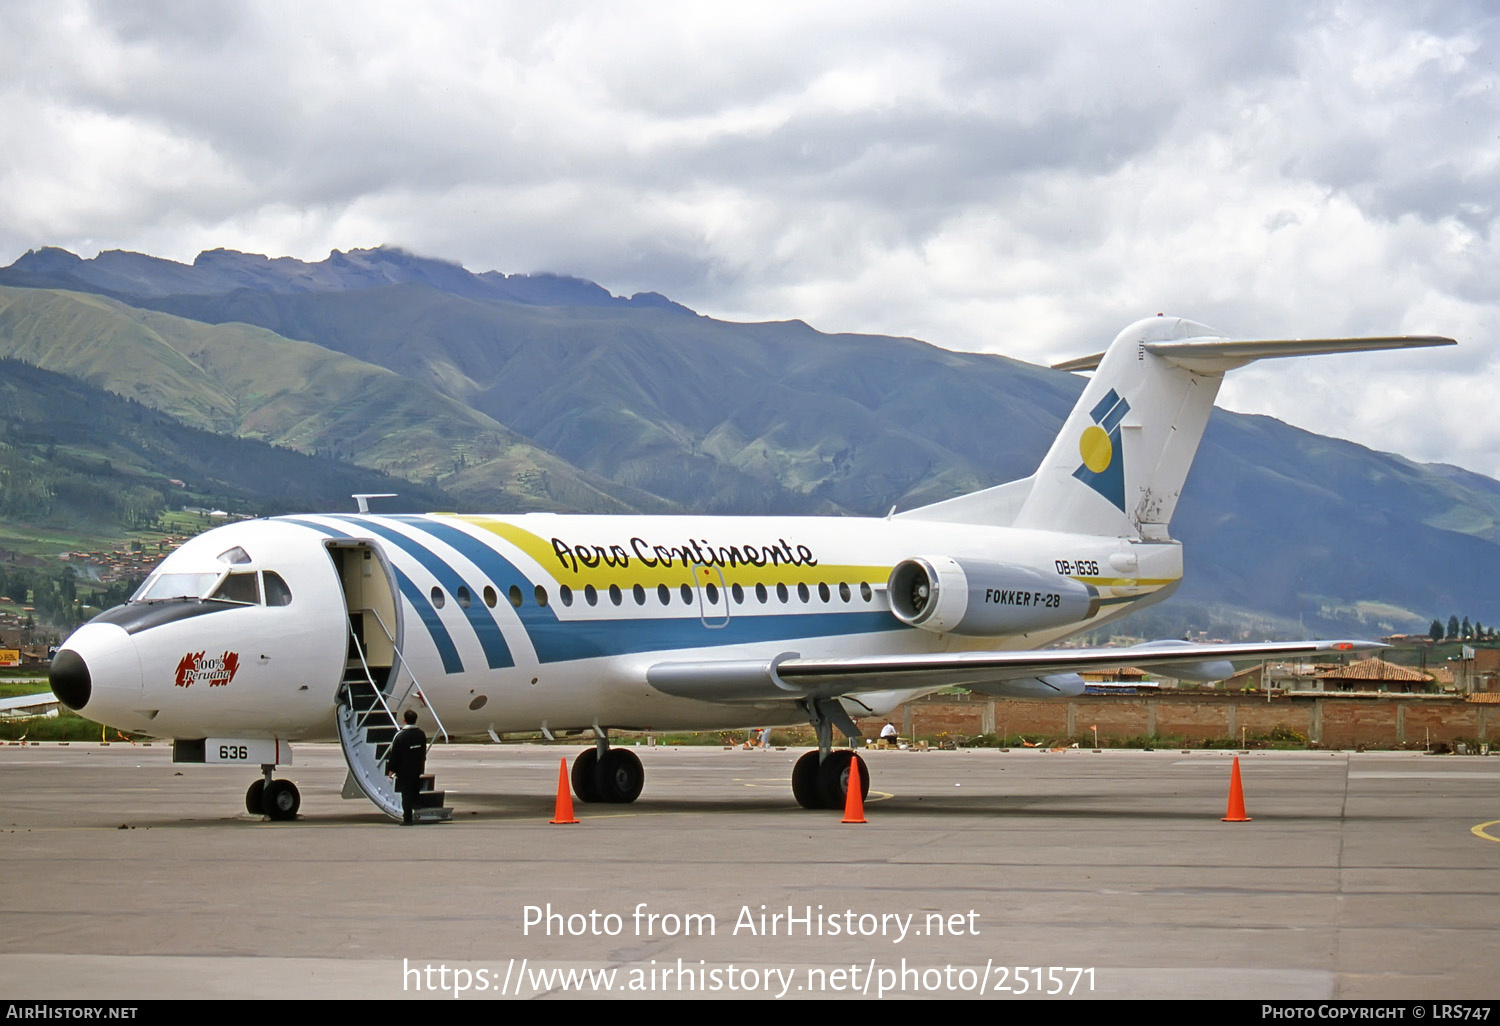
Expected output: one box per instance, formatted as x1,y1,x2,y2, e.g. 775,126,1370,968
48,316,1453,821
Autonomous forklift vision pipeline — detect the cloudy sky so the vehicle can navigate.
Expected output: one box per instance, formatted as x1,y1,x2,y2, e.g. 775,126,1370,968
3,1,1496,476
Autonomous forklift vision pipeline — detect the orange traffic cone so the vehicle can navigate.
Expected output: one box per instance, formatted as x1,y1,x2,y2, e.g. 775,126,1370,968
550,757,579,824
1221,756,1252,822
841,756,867,824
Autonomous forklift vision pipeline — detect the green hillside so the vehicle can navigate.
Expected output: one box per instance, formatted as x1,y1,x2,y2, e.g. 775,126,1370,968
0,357,453,525
0,286,669,514
2,246,1498,637
141,282,1074,514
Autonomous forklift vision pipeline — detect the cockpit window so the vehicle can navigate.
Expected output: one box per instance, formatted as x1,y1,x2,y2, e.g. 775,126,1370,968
209,572,260,605
217,546,252,565
263,572,293,607
133,573,222,602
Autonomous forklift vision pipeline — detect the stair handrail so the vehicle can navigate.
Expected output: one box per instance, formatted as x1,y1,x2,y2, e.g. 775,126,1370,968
334,623,404,821
354,606,450,745
342,618,403,746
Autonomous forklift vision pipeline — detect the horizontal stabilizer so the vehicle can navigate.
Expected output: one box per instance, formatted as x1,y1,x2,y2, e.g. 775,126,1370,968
1053,334,1455,374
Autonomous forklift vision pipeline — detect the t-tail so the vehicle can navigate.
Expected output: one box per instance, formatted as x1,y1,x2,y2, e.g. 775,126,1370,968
904,316,1454,538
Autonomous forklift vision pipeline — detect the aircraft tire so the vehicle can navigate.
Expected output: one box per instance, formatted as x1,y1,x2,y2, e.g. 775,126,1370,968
791,751,823,809
262,779,300,820
817,751,868,810
245,779,265,816
594,748,644,804
571,749,601,803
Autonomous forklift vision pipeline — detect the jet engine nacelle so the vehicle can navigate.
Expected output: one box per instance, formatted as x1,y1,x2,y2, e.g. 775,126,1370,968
887,556,1099,636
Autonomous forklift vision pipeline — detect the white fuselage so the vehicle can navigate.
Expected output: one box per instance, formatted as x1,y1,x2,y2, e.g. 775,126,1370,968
57,511,1181,742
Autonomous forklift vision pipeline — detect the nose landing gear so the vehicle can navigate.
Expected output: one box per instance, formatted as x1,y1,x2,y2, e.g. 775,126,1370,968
247,764,301,820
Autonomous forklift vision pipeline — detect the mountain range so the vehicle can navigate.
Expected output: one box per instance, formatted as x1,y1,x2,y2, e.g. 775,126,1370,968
1,244,1494,637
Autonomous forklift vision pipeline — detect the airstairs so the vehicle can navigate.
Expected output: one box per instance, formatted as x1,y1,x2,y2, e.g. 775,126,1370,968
335,611,451,823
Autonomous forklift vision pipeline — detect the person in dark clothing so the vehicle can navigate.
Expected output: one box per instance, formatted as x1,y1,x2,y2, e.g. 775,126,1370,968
384,708,427,824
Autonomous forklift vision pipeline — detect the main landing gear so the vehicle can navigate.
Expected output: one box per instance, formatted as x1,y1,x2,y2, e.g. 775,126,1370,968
571,731,645,804
245,764,300,820
791,697,870,810
791,749,869,810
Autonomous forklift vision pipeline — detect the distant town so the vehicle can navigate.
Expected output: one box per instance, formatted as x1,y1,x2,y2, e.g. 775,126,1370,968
0,508,250,665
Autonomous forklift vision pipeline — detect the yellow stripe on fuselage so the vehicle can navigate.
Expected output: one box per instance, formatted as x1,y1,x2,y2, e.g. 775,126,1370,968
452,515,890,591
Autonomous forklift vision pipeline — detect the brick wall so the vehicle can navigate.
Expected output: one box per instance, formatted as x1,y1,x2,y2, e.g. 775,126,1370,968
875,692,1496,747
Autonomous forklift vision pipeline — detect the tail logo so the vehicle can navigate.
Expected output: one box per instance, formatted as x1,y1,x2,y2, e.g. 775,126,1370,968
1072,388,1129,511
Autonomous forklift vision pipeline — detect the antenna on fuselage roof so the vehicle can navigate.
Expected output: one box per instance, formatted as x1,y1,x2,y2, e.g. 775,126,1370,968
352,493,397,514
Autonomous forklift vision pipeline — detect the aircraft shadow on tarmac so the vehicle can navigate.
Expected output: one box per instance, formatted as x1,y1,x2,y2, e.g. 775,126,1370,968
159,790,1411,825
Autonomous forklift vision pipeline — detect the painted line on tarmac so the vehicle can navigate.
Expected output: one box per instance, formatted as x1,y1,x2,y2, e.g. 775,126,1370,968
739,779,894,803
1171,759,1338,768
1469,820,1500,844
1350,771,1500,780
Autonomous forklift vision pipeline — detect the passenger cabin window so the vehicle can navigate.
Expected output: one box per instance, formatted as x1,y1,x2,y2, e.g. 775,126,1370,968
263,572,293,607
210,572,260,605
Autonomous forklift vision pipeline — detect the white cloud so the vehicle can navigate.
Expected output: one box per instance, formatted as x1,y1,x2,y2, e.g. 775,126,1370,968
0,0,1495,474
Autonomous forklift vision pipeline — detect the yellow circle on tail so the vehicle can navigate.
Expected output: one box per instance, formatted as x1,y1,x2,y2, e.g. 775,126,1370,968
1079,425,1112,473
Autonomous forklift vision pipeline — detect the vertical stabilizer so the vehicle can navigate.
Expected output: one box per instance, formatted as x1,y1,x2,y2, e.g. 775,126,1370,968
1011,317,1453,540
1014,316,1226,540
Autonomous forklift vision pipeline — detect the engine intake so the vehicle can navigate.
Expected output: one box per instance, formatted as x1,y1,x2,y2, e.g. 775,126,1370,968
887,556,1099,636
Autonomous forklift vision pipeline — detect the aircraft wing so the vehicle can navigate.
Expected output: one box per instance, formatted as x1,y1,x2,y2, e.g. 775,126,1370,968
645,639,1376,703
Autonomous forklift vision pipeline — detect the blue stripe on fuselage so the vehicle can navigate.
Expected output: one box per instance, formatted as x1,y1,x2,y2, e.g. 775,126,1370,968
319,516,514,670
280,517,465,675
382,515,906,662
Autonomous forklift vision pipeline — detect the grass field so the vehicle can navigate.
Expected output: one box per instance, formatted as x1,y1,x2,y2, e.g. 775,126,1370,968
0,708,142,743
0,508,218,563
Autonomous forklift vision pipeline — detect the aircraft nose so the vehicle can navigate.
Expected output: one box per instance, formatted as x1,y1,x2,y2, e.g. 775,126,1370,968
50,649,92,710
49,623,141,724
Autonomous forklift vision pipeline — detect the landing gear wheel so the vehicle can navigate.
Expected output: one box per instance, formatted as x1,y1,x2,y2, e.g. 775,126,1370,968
571,749,601,803
792,751,823,809
594,748,644,804
245,779,265,815
817,751,868,810
262,779,300,820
